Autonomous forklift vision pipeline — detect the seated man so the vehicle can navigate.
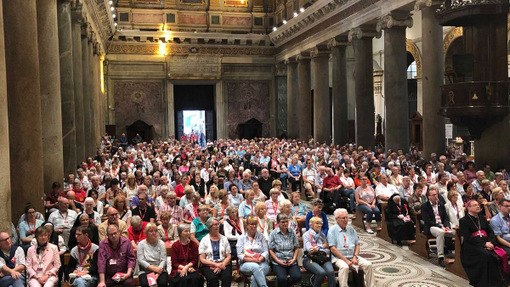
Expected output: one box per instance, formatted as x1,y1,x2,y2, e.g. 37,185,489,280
0,232,25,287
98,207,129,241
127,216,147,249
48,197,77,245
490,199,510,255
97,224,136,287
66,226,99,287
375,174,398,204
328,208,374,287
131,185,153,209
322,168,343,213
421,188,455,267
131,193,156,224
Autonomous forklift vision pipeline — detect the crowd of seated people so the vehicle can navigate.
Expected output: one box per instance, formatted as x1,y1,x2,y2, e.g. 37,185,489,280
4,135,510,287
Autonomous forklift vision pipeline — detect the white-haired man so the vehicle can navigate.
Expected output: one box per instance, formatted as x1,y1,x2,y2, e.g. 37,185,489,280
327,208,374,287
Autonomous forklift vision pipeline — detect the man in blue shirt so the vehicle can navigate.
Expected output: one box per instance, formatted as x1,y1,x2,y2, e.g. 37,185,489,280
328,208,374,287
490,199,510,255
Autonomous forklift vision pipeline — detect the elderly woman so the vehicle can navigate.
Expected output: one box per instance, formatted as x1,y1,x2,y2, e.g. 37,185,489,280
190,204,210,245
302,217,335,287
445,190,465,229
386,194,416,246
305,199,329,236
238,189,256,224
26,226,61,287
236,216,270,287
179,186,195,208
157,211,178,247
83,197,102,225
206,185,220,210
69,213,100,249
279,199,299,235
255,202,272,241
137,223,168,287
19,205,44,250
265,188,281,222
268,214,301,287
223,205,244,259
169,224,203,287
199,218,232,287
113,195,132,226
287,156,302,192
488,187,504,217
460,200,509,286
128,216,147,249
355,175,382,233
213,189,230,222
183,192,201,224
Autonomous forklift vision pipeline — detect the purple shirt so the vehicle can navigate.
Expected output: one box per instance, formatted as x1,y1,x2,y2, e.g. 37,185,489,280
98,236,136,276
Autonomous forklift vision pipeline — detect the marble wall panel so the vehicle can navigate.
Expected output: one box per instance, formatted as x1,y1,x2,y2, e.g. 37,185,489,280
132,13,164,23
178,14,207,24
222,16,251,26
226,81,270,138
114,80,164,138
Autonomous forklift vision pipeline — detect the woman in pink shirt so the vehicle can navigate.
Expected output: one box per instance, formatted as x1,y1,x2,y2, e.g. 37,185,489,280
26,226,61,287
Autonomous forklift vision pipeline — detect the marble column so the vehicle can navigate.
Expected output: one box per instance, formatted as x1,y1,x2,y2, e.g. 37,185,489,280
3,0,45,220
416,0,445,159
329,38,349,145
286,58,299,138
82,24,93,157
92,45,101,146
72,4,85,163
0,0,12,233
377,12,413,152
38,0,64,195
311,46,331,144
275,62,287,137
298,52,312,141
58,0,77,176
349,27,379,149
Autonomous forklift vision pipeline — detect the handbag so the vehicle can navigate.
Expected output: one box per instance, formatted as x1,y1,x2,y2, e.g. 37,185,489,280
308,250,329,265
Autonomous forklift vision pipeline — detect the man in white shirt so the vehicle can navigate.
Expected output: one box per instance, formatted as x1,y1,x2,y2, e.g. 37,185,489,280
302,159,317,198
48,197,77,245
397,176,413,201
375,174,398,204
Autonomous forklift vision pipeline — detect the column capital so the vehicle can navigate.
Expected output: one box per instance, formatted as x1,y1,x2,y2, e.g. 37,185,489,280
71,2,83,23
310,45,330,58
58,0,73,4
415,0,443,10
348,27,381,42
81,21,91,38
296,51,311,61
327,36,349,48
376,12,413,32
284,57,297,65
93,42,102,56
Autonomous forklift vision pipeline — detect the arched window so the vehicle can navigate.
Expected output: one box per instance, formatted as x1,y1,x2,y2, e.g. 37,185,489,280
407,61,417,79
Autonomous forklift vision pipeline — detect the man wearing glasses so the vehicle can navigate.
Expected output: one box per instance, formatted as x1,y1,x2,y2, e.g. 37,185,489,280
327,208,374,287
98,207,128,241
0,232,25,287
97,225,135,287
490,199,510,256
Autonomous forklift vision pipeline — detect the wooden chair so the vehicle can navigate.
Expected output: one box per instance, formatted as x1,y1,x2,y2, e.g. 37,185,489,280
376,202,391,243
446,226,468,279
409,214,435,259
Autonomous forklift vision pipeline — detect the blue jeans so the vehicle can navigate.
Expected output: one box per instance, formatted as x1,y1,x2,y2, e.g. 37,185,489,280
357,204,381,223
239,261,270,287
271,263,301,287
342,188,356,211
0,273,25,287
72,275,98,287
279,173,288,190
302,257,336,287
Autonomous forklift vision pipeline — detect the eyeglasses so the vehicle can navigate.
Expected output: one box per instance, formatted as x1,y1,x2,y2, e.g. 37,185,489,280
0,238,9,242
108,213,119,217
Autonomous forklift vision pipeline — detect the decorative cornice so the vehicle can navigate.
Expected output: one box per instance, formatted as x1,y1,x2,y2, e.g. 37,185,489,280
414,0,442,10
327,36,349,48
296,51,311,61
376,13,413,32
310,45,330,58
83,0,115,54
107,43,275,55
348,27,381,42
284,57,297,65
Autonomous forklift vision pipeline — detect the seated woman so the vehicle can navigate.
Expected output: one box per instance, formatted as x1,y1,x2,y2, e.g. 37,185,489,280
386,194,415,246
190,204,210,245
268,214,301,287
199,218,232,287
137,223,168,287
488,187,504,218
223,205,244,260
169,224,203,287
265,188,281,222
157,211,178,247
302,217,336,287
26,226,61,287
355,176,382,233
19,205,44,251
128,216,147,249
279,200,300,236
213,189,230,223
408,183,426,215
460,200,509,287
69,213,100,250
445,190,465,229
88,189,104,217
305,199,329,236
236,216,270,287
183,193,201,224
255,202,272,241
113,195,132,226
83,197,102,225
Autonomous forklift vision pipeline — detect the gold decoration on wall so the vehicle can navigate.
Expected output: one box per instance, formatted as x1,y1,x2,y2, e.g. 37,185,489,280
108,43,275,56
448,91,455,105
472,92,478,100
224,0,249,7
406,39,422,78
443,26,463,54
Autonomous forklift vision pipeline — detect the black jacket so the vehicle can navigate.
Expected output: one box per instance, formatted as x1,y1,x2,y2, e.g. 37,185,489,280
420,200,450,234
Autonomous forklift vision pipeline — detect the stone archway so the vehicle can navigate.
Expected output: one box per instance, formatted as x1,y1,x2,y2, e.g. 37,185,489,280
443,26,463,59
406,39,422,78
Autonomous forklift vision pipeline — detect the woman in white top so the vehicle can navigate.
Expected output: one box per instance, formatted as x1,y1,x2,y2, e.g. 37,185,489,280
255,202,272,241
123,173,138,206
265,188,280,222
213,189,230,223
223,205,244,259
199,218,232,287
445,190,465,228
